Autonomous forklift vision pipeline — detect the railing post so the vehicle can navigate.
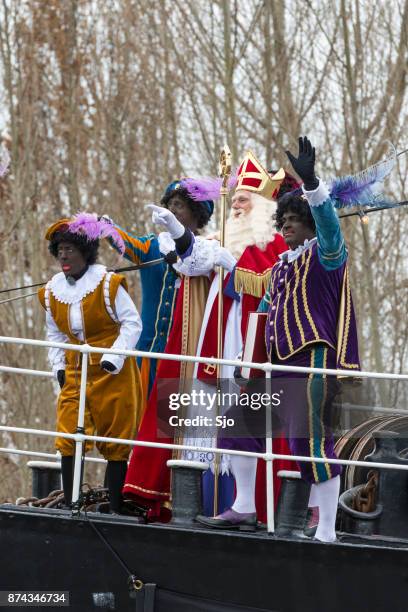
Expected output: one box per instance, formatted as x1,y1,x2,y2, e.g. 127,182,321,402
265,366,274,534
72,349,89,506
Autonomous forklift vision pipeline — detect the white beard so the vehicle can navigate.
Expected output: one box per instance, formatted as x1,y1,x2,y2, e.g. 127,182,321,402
224,193,278,259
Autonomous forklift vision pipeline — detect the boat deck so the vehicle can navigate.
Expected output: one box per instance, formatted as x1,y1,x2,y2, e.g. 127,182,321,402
1,503,407,612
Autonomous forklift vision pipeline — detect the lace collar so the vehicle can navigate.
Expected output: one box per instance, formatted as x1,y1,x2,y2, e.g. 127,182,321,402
279,237,317,264
48,264,107,304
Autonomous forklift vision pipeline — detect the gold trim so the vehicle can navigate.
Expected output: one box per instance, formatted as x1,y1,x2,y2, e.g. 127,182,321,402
272,250,333,361
124,482,170,497
179,276,190,384
167,276,178,341
301,249,319,340
292,259,306,345
307,349,319,483
283,273,294,353
274,338,336,361
234,267,272,298
150,267,169,351
340,267,351,366
319,347,331,479
336,268,346,366
270,275,282,358
339,267,360,369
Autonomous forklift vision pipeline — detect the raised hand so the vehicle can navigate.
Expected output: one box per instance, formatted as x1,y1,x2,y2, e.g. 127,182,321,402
146,204,185,239
285,136,318,190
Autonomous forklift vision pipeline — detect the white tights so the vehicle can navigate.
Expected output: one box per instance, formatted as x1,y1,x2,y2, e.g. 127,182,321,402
229,455,257,514
309,475,340,542
226,456,340,542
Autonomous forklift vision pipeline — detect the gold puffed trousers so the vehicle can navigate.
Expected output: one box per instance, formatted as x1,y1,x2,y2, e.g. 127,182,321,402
56,357,142,461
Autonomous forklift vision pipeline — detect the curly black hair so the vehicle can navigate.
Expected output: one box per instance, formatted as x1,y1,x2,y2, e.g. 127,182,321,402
49,231,99,265
160,186,211,230
275,192,316,233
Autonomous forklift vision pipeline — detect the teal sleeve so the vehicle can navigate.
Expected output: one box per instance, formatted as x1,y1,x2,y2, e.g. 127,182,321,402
257,289,271,313
309,198,347,270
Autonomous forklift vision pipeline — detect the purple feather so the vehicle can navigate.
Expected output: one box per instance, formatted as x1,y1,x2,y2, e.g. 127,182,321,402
181,168,238,202
330,146,397,209
68,212,125,254
0,148,10,178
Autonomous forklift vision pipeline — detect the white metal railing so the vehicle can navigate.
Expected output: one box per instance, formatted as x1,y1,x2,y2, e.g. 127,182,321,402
0,447,105,463
0,334,407,534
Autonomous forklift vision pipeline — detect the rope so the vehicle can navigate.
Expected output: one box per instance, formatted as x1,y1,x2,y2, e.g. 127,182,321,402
0,291,37,305
0,258,164,295
17,484,144,592
84,510,143,589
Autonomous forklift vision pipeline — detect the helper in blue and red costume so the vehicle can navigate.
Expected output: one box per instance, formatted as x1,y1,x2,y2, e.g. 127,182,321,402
197,136,361,542
105,182,214,414
122,186,216,517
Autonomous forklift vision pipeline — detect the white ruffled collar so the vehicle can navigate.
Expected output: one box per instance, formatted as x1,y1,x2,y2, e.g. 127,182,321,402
279,237,317,264
48,264,107,304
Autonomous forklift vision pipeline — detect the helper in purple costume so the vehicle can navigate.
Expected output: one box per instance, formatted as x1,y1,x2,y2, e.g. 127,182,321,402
197,136,360,542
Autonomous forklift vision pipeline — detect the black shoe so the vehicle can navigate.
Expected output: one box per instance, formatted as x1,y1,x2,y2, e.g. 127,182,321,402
196,508,257,531
105,460,127,514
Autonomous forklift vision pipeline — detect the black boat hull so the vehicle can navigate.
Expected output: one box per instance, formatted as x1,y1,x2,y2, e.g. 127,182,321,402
1,505,407,612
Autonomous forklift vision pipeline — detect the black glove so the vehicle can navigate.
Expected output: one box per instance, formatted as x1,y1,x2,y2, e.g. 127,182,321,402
57,370,65,389
164,250,178,265
101,360,116,373
285,136,319,190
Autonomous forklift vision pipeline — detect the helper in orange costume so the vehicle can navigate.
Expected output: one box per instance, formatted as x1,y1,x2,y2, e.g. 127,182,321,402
38,214,143,513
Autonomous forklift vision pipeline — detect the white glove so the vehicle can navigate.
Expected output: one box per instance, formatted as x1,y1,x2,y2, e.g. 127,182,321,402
146,204,185,239
214,246,237,272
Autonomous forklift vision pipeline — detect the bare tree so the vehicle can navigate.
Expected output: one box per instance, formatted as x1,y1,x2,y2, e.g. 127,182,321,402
0,0,406,498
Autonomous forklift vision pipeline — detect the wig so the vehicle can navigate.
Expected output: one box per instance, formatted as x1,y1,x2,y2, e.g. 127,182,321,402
160,185,211,230
49,230,99,265
275,192,316,233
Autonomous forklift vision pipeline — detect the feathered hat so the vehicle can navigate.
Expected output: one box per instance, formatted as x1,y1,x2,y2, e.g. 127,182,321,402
164,179,214,216
45,213,125,255
180,151,285,203
329,144,397,209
